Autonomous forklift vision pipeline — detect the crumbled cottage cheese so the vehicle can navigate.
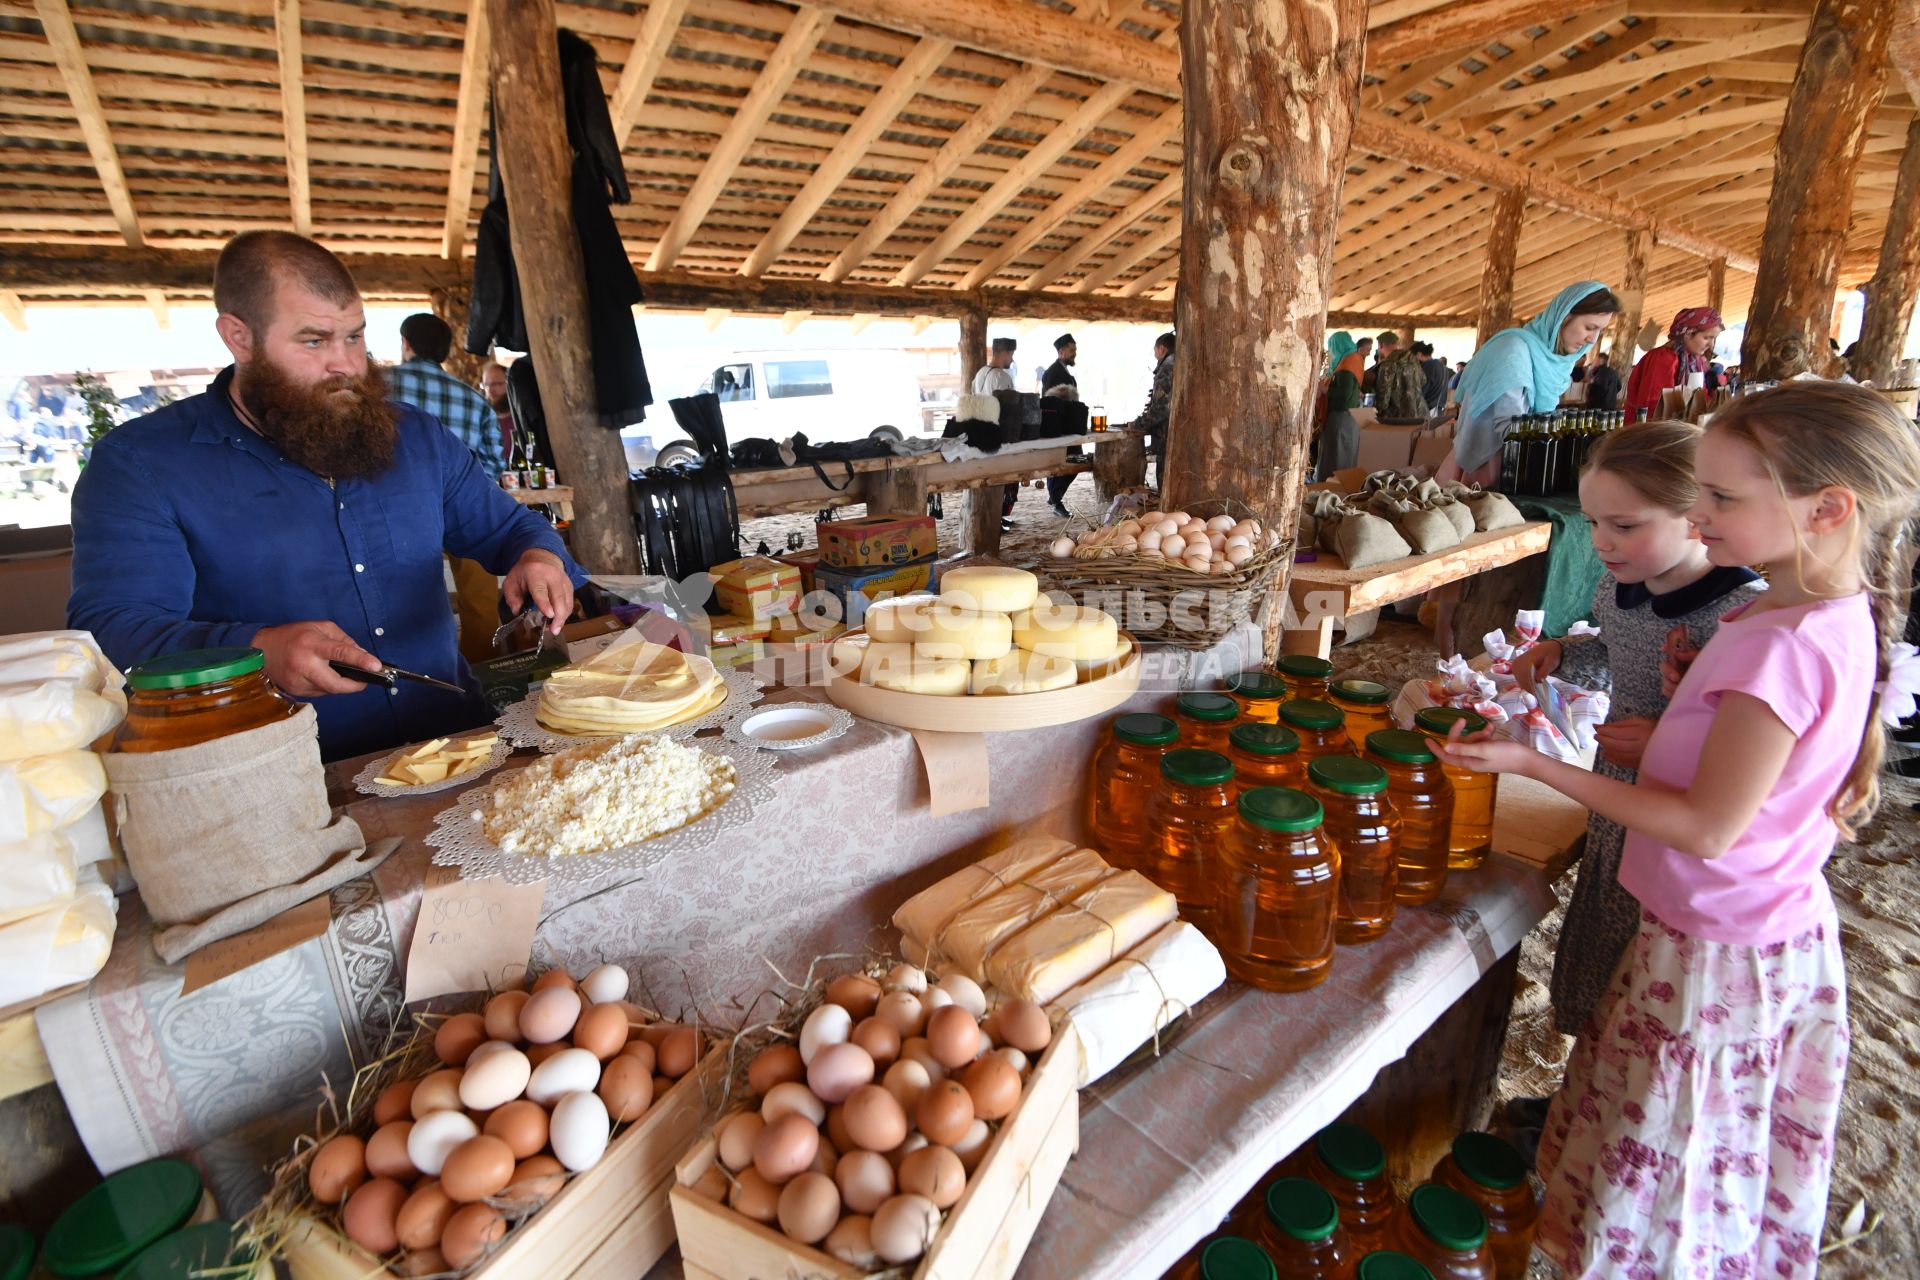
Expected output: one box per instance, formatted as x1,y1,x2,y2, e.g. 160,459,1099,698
478,736,737,858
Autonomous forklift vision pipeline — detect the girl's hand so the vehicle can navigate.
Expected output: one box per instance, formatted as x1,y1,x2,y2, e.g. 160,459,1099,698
1659,624,1700,699
1436,720,1537,776
1510,639,1562,693
1594,715,1655,769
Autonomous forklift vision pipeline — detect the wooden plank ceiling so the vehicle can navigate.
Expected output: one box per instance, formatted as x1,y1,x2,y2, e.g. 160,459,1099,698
0,0,1910,327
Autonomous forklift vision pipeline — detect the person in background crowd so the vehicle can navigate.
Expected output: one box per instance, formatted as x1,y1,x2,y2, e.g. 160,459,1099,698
1316,331,1363,481
1374,332,1427,421
1129,331,1175,467
1041,333,1079,519
1415,342,1449,416
480,360,514,465
1584,351,1622,411
973,337,1020,530
1624,307,1722,422
1361,331,1399,397
1349,336,1374,391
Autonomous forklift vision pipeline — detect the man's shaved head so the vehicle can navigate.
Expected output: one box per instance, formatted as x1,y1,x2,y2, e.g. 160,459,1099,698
213,230,359,333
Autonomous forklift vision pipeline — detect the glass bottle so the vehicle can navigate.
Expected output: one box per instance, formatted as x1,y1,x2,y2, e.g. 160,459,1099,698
113,648,299,753
1364,731,1453,907
1176,692,1242,756
1276,655,1335,701
1356,1253,1435,1280
1278,699,1352,765
1413,708,1497,871
1214,788,1338,993
1431,1134,1539,1280
1246,1178,1357,1280
1328,678,1393,747
1386,1185,1495,1280
1088,713,1180,874
1174,1236,1279,1280
1228,722,1307,796
1309,756,1400,945
1224,670,1288,724
1146,749,1237,940
1302,1124,1400,1257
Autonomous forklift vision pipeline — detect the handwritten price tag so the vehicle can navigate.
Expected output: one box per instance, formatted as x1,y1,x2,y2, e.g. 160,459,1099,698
403,865,547,1003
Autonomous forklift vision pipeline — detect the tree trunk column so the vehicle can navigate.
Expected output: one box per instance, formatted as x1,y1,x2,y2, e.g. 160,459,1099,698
1706,256,1727,317
1741,0,1894,381
1475,188,1526,347
1854,119,1920,386
1610,230,1649,365
430,285,487,387
486,0,640,576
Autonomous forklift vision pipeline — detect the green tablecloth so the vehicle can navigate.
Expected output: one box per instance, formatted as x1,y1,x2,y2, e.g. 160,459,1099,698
1513,493,1603,637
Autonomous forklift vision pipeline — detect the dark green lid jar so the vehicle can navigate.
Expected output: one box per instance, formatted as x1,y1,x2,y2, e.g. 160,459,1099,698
43,1159,204,1278
1161,748,1234,787
1308,755,1389,795
1223,670,1286,701
1450,1131,1530,1191
1238,787,1323,833
1407,1183,1489,1253
1114,712,1180,746
1276,655,1335,680
125,648,263,691
1414,707,1489,737
1278,699,1343,732
1262,1177,1340,1243
1314,1122,1387,1180
0,1225,34,1280
1330,677,1391,705
1366,729,1436,764
1197,1236,1278,1280
1356,1252,1436,1280
1229,723,1300,757
112,1222,252,1280
1177,692,1241,723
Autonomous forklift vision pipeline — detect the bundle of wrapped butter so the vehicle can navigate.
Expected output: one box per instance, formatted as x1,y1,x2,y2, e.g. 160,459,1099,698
1056,920,1226,1086
984,871,1177,1004
893,833,1077,966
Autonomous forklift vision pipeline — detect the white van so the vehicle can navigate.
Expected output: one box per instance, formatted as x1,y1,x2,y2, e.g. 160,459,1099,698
646,350,924,463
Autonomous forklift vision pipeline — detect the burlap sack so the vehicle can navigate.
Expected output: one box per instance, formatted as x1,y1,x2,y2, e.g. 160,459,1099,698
1435,499,1477,542
1398,507,1462,555
1466,491,1526,531
102,704,396,961
1333,512,1412,569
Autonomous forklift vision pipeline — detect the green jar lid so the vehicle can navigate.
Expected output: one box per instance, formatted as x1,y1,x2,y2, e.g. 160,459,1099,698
1176,692,1241,723
1277,655,1335,680
1309,755,1389,795
1262,1178,1339,1243
1408,1183,1489,1253
1161,748,1234,787
0,1225,34,1280
1223,670,1286,700
1330,677,1391,705
1314,1122,1386,1180
125,648,263,691
1451,1131,1530,1191
1366,729,1435,764
1356,1253,1435,1280
1229,723,1300,756
1238,787,1323,833
1278,699,1343,731
1114,713,1180,746
43,1159,204,1277
1197,1236,1277,1280
113,1222,251,1280
1414,707,1489,736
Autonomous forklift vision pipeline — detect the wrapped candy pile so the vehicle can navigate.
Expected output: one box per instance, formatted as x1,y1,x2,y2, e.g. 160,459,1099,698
1392,611,1611,765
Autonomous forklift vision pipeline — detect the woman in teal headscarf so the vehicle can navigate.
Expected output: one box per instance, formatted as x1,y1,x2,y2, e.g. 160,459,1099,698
1442,280,1620,487
1315,331,1366,481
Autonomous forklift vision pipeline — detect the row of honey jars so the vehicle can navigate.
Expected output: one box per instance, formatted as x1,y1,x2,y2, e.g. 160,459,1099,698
1087,712,1180,873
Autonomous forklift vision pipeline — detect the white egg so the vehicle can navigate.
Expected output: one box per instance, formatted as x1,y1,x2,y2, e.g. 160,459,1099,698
580,963,629,1004
1230,519,1256,539
549,1090,611,1171
1208,532,1227,551
466,1039,517,1068
1225,535,1252,551
1050,537,1076,559
1209,558,1232,574
1207,514,1237,533
1168,511,1191,524
924,987,954,1012
1161,534,1187,558
883,964,927,994
1138,510,1165,524
527,1046,601,1104
407,1110,479,1176
1155,518,1180,537
1137,529,1163,551
1117,519,1141,536
936,973,987,1017
762,1081,828,1125
459,1045,531,1111
1227,545,1254,567
799,1003,853,1066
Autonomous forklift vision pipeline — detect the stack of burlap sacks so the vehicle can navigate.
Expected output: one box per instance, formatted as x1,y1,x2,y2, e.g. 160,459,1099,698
1300,472,1525,569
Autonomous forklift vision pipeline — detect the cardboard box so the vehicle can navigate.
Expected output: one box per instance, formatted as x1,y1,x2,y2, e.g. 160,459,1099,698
817,513,938,570
773,549,821,595
711,556,803,621
706,639,766,669
690,612,772,646
815,559,932,627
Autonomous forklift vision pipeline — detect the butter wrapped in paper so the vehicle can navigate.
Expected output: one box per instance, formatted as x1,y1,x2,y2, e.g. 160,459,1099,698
985,870,1179,1004
893,833,1075,962
0,829,80,926
1057,920,1227,1086
0,631,125,762
935,849,1112,980
0,873,116,1006
0,751,108,843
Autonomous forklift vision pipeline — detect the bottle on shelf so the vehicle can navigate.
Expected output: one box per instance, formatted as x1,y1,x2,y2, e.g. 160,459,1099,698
1301,1123,1401,1257
1088,713,1180,874
1309,756,1401,945
1146,748,1238,940
1224,670,1289,724
1214,788,1338,993
1328,678,1393,748
1385,1185,1496,1280
1176,692,1243,757
1430,1133,1540,1280
1278,699,1354,766
1276,655,1335,701
1244,1177,1357,1280
1411,708,1498,871
1364,730,1454,907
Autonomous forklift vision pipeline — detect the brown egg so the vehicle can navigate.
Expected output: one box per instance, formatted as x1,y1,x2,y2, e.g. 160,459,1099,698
915,1080,974,1146
658,1026,700,1079
729,1168,782,1223
899,1037,947,1083
365,1121,418,1180
652,1074,673,1097
525,1041,570,1068
842,1084,909,1153
886,1132,928,1172
777,1171,842,1245
394,1179,456,1252
993,999,1052,1054
753,1112,821,1186
747,1043,805,1095
483,990,530,1042
897,1145,965,1209
307,1134,366,1205
824,1104,855,1155
372,1078,418,1127
434,1013,489,1067
825,974,882,1018
614,999,649,1028
850,1016,902,1070
835,1149,895,1215
881,1059,932,1117
960,1055,1022,1121
518,986,582,1044
483,1100,550,1160
871,1193,942,1265
501,1154,566,1206
826,1214,881,1268
950,1119,992,1172
340,1176,408,1255
687,1162,729,1201
598,1054,655,1122
717,1112,765,1172
397,1248,448,1277
875,990,927,1038
810,1139,839,1179
924,1006,982,1071
530,969,576,994
410,1068,464,1119
440,1202,506,1269
617,1038,657,1076
637,1021,678,1049
440,1134,516,1203
572,1002,629,1061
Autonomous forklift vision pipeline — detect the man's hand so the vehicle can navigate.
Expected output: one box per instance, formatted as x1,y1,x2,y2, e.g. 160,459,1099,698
503,548,575,634
1594,715,1656,769
1510,639,1562,694
252,621,384,696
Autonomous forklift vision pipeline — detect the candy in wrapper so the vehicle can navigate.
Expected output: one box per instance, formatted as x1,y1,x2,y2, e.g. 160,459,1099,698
1435,654,1498,701
1513,609,1544,646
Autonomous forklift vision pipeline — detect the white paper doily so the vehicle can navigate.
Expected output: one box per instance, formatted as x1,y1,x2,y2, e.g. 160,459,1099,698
721,700,854,752
423,737,780,887
494,666,765,754
352,735,514,798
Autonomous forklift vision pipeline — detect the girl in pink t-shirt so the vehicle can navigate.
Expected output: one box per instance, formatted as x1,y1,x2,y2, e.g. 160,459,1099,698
1442,381,1920,1278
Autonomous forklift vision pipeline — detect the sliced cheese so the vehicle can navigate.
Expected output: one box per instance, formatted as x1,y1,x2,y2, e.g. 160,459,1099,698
937,849,1114,980
892,833,1077,961
969,649,1078,696
938,566,1040,614
1012,602,1120,661
984,869,1179,1004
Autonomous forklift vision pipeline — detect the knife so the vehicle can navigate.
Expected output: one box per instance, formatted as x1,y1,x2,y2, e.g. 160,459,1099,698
329,660,468,695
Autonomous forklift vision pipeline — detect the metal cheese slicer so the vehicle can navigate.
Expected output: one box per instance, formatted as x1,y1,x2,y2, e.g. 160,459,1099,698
490,605,562,656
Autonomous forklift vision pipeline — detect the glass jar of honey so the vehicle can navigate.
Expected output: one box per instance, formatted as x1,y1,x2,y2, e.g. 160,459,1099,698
1176,692,1242,756
1147,748,1237,940
113,648,299,753
1413,709,1497,871
1277,655,1335,700
1088,713,1180,874
1329,678,1393,747
1309,756,1400,945
1246,1178,1356,1280
1228,723,1306,795
1214,788,1337,992
1431,1134,1538,1280
1356,1253,1435,1280
1278,699,1352,764
1303,1124,1400,1257
1386,1186,1495,1280
1223,670,1287,724
1175,1237,1279,1280
1364,731,1453,908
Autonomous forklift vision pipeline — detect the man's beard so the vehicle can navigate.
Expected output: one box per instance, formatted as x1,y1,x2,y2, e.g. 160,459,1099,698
236,355,398,480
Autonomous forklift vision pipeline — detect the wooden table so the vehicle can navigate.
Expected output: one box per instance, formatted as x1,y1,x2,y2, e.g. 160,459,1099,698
507,483,574,520
1281,521,1553,658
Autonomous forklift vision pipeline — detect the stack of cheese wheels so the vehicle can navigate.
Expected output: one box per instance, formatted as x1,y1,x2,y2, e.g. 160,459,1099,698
830,568,1124,698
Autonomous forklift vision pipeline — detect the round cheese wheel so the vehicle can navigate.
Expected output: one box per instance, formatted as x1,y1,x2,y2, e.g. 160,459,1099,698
938,567,1039,615
865,599,1012,660
969,650,1078,696
1071,631,1133,680
864,649,970,696
1012,603,1120,661
862,595,939,645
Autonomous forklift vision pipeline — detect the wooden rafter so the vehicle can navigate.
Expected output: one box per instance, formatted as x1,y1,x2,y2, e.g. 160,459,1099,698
1406,8,1632,127
609,0,693,152
0,291,25,330
1074,218,1180,293
30,0,143,247
1021,171,1180,289
441,0,489,259
1367,0,1623,66
1552,96,1788,156
1504,21,1806,103
143,288,169,327
271,0,312,235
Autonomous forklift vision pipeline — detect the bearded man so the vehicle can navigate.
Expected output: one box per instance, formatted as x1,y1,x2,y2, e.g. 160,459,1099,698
68,230,583,760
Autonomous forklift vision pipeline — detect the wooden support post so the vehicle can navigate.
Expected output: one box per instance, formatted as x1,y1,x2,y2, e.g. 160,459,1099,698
1853,118,1920,387
957,306,1004,553
866,464,930,519
487,0,640,575
1475,188,1526,348
1093,434,1148,505
1741,0,1894,381
1611,230,1649,366
429,285,487,387
1706,256,1727,317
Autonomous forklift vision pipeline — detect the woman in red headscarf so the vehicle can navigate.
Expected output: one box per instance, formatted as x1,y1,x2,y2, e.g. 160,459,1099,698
1623,307,1723,421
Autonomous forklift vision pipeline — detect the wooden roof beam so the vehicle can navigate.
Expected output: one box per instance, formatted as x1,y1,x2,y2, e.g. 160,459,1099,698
30,0,143,246
441,0,489,259
1368,0,1624,66
1409,7,1632,127
1551,96,1787,156
0,291,24,330
1504,20,1805,103
610,0,694,151
1073,218,1180,294
272,0,313,235
1021,172,1180,290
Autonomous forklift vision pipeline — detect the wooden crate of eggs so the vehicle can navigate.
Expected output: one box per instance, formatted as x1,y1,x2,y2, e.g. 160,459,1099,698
669,964,1080,1279
269,964,722,1280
